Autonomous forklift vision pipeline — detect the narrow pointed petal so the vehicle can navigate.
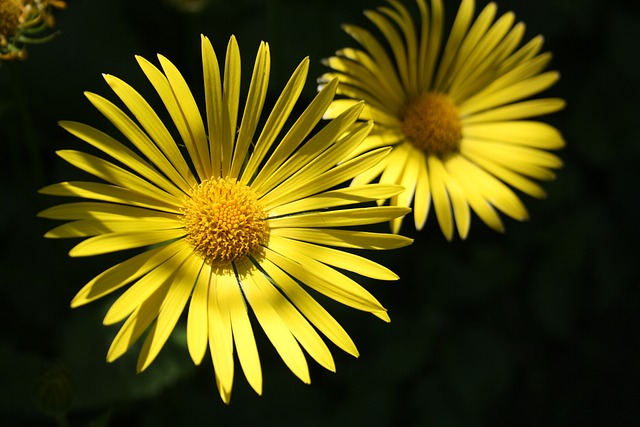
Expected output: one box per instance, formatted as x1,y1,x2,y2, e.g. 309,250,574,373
103,245,192,325
69,229,186,257
102,74,196,188
39,181,181,213
187,263,211,365
137,254,202,372
412,150,431,231
238,260,311,384
242,57,309,182
208,273,235,401
70,240,184,307
106,282,170,363
265,240,389,318
230,42,270,178
158,55,211,178
221,271,262,395
270,228,412,250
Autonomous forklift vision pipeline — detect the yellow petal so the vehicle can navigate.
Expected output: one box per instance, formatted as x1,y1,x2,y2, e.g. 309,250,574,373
451,22,525,101
136,55,209,181
460,155,528,221
102,74,196,188
265,241,388,319
442,3,498,92
270,227,412,250
390,146,420,233
56,150,183,208
412,149,431,231
103,244,192,325
45,218,182,239
38,202,177,221
417,0,444,91
137,253,202,372
427,155,454,240
268,205,411,229
463,121,565,150
208,273,235,402
342,131,404,162
445,155,505,232
444,169,471,240
262,144,389,212
39,181,181,213
201,35,224,177
253,79,339,193
221,270,262,395
246,259,336,373
319,59,398,113
238,260,312,383
461,147,547,198
350,151,389,188
260,257,359,357
322,98,361,120
70,240,184,307
434,0,474,89
340,25,406,108
379,142,410,188
241,57,309,182
271,236,399,281
365,8,411,93
106,282,170,363
221,36,241,177
60,119,187,200
187,262,212,365
498,34,544,73
69,229,186,257
448,11,518,100
268,184,405,217
460,70,559,115
462,98,566,124
462,137,561,180
158,54,211,179
256,102,365,200
230,41,270,178
380,0,420,95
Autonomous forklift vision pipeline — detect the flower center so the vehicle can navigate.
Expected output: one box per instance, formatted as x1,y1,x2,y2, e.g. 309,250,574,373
181,177,269,266
401,91,462,156
0,0,22,39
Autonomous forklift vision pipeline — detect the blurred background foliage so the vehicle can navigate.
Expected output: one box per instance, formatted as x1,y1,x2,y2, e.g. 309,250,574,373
1,0,639,425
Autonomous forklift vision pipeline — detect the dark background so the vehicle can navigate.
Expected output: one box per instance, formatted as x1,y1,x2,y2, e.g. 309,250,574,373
1,0,639,425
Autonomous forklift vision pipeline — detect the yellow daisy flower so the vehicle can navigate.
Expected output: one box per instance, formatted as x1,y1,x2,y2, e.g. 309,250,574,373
39,35,412,403
320,0,566,239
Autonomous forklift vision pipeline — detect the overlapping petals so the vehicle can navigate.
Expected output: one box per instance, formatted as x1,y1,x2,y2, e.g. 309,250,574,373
40,35,412,402
320,0,565,239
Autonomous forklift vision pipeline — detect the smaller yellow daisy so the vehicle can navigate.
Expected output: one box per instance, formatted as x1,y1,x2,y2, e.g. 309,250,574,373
320,0,566,239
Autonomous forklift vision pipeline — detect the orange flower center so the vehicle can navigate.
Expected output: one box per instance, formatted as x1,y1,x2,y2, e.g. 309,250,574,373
401,91,462,156
182,177,269,266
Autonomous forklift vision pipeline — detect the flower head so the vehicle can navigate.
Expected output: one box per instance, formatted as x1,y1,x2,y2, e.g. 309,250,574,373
39,35,412,402
0,0,66,61
320,0,566,239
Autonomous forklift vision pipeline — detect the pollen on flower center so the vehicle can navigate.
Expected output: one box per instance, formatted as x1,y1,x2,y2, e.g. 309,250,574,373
401,91,462,156
181,177,269,266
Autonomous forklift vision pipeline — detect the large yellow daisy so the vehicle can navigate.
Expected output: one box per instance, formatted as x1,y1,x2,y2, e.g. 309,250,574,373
320,0,565,239
38,35,412,402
